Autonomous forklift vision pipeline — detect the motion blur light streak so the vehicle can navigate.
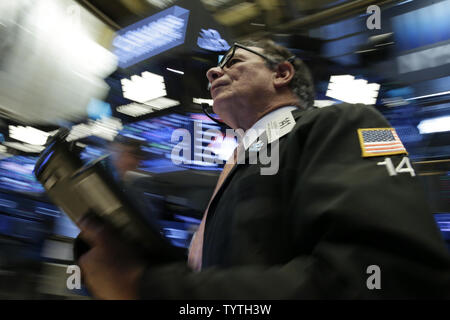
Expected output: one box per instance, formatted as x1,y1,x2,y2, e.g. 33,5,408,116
0,0,449,300
0,199,17,209
0,0,117,124
397,43,450,74
395,0,413,6
35,207,61,217
166,67,184,75
417,116,450,134
406,91,450,101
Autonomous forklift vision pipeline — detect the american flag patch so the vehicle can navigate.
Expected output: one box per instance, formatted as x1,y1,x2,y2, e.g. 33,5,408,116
357,128,407,157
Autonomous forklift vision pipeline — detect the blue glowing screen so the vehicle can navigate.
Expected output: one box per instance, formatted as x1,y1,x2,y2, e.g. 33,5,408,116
87,98,112,120
392,0,450,52
197,28,230,52
112,5,190,68
117,113,232,173
0,156,45,194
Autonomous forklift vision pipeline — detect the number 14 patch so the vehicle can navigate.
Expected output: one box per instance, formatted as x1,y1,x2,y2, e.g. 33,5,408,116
377,157,416,177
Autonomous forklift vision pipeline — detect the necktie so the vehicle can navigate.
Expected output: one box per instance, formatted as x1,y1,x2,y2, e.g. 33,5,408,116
187,147,239,272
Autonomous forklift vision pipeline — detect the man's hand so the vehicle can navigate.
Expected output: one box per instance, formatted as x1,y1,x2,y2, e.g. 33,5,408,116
77,217,146,300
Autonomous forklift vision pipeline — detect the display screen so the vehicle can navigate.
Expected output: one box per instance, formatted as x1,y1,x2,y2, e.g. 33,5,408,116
0,155,45,194
118,112,236,174
112,5,190,68
392,0,450,52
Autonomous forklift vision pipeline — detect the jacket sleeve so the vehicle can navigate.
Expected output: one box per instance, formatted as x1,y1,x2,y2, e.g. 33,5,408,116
138,104,450,299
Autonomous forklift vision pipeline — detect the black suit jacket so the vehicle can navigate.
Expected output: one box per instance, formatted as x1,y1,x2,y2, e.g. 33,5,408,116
140,103,450,299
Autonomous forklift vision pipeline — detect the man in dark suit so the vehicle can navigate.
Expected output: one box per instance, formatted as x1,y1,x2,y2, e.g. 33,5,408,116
77,38,450,299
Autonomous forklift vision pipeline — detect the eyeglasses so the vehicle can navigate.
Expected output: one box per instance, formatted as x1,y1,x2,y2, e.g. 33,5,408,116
218,43,296,69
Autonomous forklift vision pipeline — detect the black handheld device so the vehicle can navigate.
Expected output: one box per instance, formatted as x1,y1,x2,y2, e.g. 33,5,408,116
33,129,184,262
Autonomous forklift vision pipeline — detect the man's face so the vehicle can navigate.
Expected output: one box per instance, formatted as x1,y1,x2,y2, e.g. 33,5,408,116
206,46,274,129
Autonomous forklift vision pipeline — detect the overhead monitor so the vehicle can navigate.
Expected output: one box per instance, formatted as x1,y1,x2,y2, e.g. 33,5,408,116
112,5,190,68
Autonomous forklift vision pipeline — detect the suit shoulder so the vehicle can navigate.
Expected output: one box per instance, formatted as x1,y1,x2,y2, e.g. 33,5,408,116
296,103,389,128
307,103,384,118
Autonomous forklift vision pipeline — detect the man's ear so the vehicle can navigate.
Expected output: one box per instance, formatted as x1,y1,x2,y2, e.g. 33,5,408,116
273,61,295,89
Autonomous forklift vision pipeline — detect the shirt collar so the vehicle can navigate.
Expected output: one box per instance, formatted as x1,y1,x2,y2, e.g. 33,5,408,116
242,106,298,150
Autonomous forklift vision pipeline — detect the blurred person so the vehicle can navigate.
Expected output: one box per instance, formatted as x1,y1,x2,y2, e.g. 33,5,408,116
108,135,146,182
106,135,164,225
76,38,450,299
73,135,161,264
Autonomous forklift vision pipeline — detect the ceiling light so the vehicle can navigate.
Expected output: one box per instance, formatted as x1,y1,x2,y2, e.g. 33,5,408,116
117,103,154,117
326,75,380,105
3,142,45,153
121,71,167,103
417,116,450,134
313,100,336,108
193,98,213,106
144,97,180,110
166,68,184,75
66,117,122,141
9,126,50,145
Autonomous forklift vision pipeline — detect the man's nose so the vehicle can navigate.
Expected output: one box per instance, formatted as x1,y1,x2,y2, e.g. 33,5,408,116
206,66,224,83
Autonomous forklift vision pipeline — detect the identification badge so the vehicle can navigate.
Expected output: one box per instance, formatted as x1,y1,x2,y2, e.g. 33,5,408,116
266,111,296,144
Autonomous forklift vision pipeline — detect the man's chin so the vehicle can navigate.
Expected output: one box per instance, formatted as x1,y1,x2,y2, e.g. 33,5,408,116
212,102,233,127
212,101,227,116
211,100,223,115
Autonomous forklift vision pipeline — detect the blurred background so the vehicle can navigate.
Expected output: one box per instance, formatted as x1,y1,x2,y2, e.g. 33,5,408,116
0,0,449,299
